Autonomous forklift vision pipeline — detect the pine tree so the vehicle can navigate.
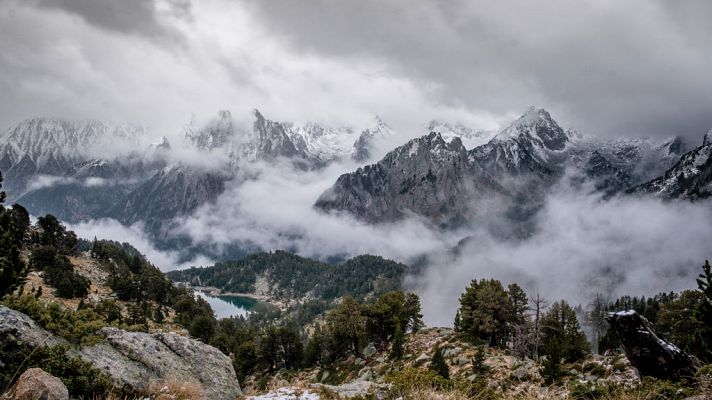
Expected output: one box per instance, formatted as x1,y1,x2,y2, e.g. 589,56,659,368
429,346,449,380
471,346,490,376
540,342,563,384
390,323,404,360
541,300,590,362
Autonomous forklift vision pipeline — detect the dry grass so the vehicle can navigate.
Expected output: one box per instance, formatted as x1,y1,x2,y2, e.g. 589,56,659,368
148,377,205,400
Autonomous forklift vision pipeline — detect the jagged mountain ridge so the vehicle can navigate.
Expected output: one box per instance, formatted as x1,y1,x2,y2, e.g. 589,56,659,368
316,107,693,225
0,118,146,196
184,109,393,166
0,107,701,254
316,133,511,226
630,131,712,199
0,110,396,241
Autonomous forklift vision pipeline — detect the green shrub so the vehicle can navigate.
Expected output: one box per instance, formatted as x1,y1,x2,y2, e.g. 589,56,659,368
637,377,692,400
2,293,107,344
0,339,116,398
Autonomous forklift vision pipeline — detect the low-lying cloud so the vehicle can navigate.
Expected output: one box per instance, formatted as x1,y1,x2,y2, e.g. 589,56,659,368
413,192,712,327
172,159,464,261
67,218,214,271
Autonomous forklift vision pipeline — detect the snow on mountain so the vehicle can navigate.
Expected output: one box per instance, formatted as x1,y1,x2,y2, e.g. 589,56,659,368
0,117,149,196
317,106,696,225
352,116,393,162
184,109,393,166
425,120,495,150
184,110,235,152
0,117,145,168
631,131,712,199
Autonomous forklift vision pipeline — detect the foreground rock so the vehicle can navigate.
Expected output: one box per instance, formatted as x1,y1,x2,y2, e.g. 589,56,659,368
3,368,69,400
606,310,699,382
0,307,241,400
78,327,242,400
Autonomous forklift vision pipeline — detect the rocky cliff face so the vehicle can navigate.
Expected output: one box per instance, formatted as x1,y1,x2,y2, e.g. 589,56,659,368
316,133,510,226
0,306,242,400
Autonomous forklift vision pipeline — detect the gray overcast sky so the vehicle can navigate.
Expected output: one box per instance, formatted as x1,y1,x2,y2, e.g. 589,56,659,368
1,0,711,142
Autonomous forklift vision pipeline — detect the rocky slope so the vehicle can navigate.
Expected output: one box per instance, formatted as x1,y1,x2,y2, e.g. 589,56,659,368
239,327,639,399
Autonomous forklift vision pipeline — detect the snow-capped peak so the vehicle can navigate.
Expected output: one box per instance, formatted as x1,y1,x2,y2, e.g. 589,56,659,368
704,128,712,146
494,106,568,151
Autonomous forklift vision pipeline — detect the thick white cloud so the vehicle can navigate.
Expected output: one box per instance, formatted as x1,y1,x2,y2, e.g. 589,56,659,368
0,0,503,143
172,159,464,261
414,192,712,327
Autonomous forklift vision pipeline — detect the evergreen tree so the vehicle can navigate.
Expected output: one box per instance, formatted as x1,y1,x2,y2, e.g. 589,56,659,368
389,323,404,360
540,300,590,363
304,326,326,366
278,326,304,370
508,283,528,324
429,346,449,380
540,341,563,384
326,296,366,358
471,346,491,377
189,315,216,343
456,278,513,347
0,176,27,297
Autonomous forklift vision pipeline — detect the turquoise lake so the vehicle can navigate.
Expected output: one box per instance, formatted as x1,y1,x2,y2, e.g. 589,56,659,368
194,291,261,319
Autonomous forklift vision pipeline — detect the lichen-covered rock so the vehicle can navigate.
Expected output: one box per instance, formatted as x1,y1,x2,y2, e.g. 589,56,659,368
5,368,68,400
605,310,699,382
79,327,241,400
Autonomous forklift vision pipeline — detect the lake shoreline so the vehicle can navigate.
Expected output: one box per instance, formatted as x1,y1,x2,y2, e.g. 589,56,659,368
189,285,287,311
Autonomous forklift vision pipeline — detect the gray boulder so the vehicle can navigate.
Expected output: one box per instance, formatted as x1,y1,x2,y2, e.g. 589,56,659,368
79,327,241,400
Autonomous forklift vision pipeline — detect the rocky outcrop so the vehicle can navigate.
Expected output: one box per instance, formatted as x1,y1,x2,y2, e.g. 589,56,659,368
605,310,699,382
78,327,241,400
0,307,242,400
3,368,69,400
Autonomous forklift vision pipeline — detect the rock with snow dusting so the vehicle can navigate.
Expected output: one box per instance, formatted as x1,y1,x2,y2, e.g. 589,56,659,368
605,310,699,382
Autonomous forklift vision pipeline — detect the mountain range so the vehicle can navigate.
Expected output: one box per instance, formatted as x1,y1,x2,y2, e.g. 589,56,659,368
1,107,710,255
316,107,701,227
